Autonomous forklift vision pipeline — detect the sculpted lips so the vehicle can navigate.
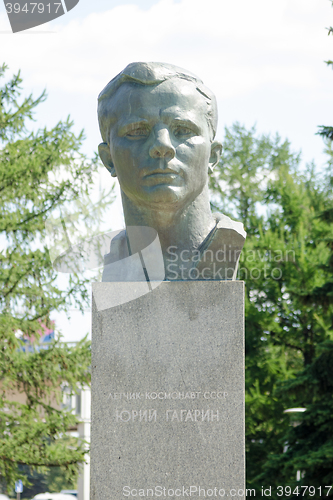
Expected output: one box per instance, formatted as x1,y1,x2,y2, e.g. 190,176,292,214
142,166,182,184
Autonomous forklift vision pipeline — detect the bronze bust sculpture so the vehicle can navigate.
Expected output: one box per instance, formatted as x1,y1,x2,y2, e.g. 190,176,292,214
98,62,246,281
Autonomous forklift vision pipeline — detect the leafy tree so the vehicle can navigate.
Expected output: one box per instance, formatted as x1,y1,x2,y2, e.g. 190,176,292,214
209,123,333,493
317,0,333,141
256,3,333,494
0,64,112,494
256,159,333,498
261,340,333,498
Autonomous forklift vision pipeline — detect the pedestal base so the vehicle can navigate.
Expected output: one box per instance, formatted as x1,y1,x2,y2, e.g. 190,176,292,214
91,281,245,500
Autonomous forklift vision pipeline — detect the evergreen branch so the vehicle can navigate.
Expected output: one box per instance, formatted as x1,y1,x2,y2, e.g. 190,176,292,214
8,191,65,230
1,457,83,467
269,330,304,352
317,126,333,139
1,264,34,299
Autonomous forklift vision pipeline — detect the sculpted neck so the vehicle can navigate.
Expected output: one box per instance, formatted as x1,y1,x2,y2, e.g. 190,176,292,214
121,186,216,254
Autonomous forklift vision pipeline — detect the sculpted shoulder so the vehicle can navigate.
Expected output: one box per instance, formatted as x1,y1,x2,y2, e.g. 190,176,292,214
213,213,247,240
102,213,246,282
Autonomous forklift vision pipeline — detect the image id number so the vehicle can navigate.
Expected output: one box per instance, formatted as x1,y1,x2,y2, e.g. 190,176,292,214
5,3,62,14
277,485,332,496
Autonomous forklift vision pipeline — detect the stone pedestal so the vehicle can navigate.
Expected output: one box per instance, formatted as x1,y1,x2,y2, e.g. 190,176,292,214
91,281,245,500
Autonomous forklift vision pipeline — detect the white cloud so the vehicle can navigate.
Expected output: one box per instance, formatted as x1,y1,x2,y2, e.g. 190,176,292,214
1,0,331,99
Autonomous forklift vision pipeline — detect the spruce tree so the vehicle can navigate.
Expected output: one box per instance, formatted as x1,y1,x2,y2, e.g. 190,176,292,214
0,64,111,494
257,3,333,493
209,123,333,493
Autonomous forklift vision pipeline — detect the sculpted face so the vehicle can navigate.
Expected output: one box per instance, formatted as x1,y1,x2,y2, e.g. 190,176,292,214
101,79,221,210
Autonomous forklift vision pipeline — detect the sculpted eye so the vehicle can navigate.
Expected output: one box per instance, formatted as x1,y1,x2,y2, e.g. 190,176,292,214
173,126,195,138
126,126,149,138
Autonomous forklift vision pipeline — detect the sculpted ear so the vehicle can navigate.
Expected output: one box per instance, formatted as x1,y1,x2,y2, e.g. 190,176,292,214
98,142,117,177
208,141,222,174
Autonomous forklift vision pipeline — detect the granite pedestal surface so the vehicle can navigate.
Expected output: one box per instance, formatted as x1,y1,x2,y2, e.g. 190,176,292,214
91,281,245,500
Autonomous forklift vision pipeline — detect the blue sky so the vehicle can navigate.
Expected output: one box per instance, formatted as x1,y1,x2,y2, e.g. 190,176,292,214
1,0,333,340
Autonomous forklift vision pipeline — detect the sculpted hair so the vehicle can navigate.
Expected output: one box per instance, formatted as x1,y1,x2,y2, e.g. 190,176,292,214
97,62,218,144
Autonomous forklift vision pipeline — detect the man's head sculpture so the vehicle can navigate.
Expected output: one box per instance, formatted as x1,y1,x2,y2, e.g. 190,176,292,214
98,62,219,153
98,62,246,282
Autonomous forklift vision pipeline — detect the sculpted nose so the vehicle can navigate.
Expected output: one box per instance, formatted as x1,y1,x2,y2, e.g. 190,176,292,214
149,128,175,160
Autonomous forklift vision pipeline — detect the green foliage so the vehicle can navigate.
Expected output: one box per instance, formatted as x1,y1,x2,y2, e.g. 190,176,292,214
46,466,77,494
1,338,91,486
261,342,333,498
210,123,333,491
0,64,112,493
257,5,333,493
317,125,333,140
